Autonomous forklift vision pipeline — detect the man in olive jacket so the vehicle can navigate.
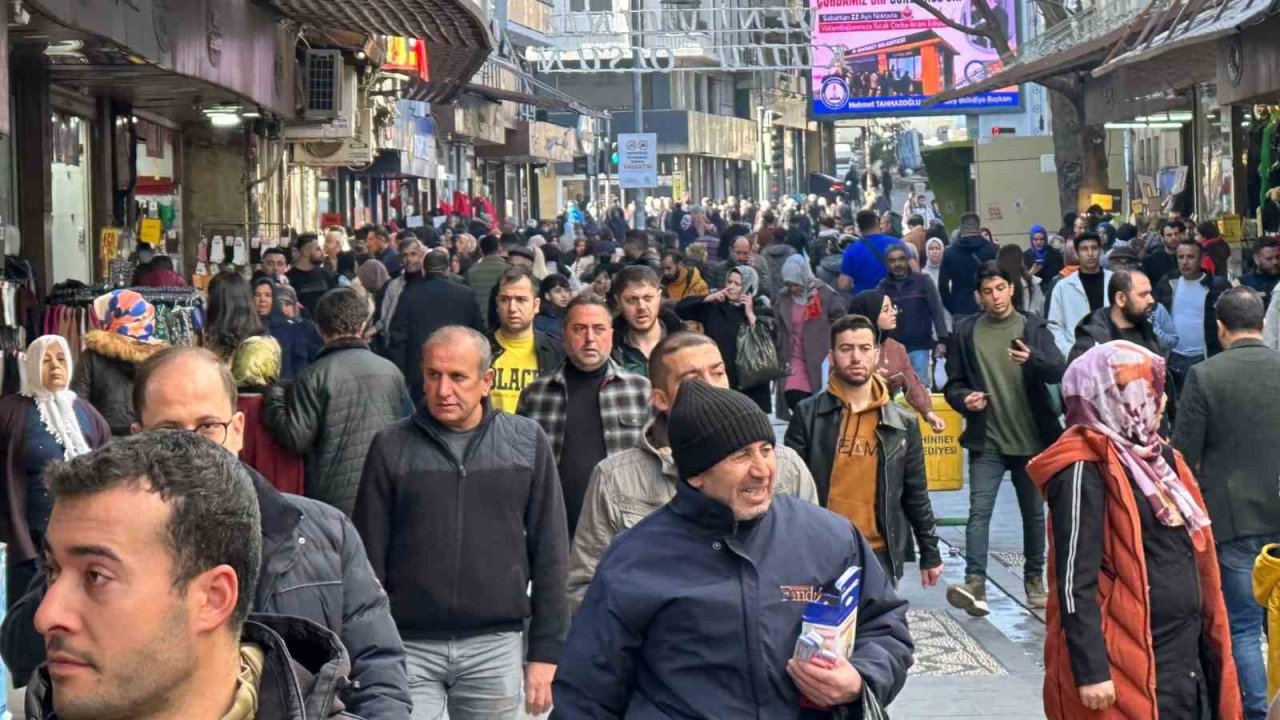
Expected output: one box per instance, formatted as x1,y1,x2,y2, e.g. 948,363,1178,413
786,313,942,586
264,288,413,515
1173,287,1280,720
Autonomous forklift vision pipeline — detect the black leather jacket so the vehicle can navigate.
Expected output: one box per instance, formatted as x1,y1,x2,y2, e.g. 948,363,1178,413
784,390,942,581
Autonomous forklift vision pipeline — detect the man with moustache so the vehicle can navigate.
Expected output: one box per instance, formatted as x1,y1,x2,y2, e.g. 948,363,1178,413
1069,269,1164,362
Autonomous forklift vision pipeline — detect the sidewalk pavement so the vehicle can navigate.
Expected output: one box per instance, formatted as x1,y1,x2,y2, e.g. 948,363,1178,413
890,485,1047,719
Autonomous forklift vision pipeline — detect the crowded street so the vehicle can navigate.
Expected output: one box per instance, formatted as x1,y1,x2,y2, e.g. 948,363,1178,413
1,0,1279,719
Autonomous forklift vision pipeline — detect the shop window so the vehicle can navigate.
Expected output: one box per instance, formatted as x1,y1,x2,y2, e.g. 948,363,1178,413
1195,83,1233,217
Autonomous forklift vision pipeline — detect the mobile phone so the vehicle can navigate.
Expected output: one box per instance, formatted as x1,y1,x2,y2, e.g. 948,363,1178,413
1010,338,1022,350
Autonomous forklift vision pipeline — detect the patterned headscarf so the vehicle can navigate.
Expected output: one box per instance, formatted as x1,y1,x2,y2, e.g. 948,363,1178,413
93,289,157,343
1063,341,1210,537
732,265,761,298
22,335,91,460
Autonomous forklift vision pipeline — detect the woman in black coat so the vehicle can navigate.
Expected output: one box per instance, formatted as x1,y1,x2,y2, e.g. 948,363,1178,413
674,265,774,412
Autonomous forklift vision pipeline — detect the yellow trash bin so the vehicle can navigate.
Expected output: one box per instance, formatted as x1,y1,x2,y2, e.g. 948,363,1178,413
919,393,964,491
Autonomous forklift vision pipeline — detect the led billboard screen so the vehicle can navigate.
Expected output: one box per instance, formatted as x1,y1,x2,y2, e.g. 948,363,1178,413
811,0,1019,117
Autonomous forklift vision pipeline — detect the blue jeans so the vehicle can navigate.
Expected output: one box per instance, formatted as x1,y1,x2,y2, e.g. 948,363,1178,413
964,451,1045,579
1218,535,1275,720
907,349,932,391
406,632,524,720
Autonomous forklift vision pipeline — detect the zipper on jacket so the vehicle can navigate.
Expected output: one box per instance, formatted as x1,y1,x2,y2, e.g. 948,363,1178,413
875,427,894,579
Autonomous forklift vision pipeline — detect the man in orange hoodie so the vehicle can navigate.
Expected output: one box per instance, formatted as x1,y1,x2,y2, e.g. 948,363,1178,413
1028,341,1240,720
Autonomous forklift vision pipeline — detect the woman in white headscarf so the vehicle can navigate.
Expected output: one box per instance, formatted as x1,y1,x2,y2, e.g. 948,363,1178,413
0,335,110,602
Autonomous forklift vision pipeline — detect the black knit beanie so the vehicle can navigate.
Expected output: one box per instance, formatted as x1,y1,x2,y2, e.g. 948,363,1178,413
668,380,776,481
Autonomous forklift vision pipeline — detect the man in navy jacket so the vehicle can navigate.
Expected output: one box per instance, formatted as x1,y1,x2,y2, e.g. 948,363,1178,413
552,380,912,719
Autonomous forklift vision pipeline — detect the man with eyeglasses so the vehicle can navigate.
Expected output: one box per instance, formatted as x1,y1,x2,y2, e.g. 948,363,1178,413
0,346,412,720
519,294,650,538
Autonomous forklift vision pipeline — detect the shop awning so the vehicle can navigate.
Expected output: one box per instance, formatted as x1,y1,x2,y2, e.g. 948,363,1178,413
261,0,495,93
924,29,1126,107
1092,0,1278,77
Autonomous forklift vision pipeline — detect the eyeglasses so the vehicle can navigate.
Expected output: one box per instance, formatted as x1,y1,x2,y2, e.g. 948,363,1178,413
153,419,234,445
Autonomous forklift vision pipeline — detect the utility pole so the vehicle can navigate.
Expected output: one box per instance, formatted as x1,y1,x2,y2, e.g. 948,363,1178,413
631,1,647,230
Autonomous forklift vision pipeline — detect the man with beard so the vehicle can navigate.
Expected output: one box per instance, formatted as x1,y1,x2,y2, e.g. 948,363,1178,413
490,266,565,413
1244,238,1280,309
1069,270,1162,362
786,314,943,587
286,234,339,317
660,249,709,301
610,265,678,377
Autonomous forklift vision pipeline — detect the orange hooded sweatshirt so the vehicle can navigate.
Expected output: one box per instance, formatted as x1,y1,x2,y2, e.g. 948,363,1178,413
1027,426,1240,720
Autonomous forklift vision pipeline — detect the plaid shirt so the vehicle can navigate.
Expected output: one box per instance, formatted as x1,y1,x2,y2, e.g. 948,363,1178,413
517,359,651,461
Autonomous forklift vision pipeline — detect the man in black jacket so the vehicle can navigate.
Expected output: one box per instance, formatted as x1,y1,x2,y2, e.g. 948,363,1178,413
286,233,339,317
1154,239,1232,391
0,346,411,720
488,266,565,414
943,262,1066,616
1068,269,1162,362
938,212,998,317
27,431,357,720
263,287,412,515
786,314,942,586
355,325,569,719
1173,287,1280,719
389,246,485,403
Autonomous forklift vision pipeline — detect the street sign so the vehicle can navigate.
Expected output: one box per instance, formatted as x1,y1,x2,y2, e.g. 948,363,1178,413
617,133,657,189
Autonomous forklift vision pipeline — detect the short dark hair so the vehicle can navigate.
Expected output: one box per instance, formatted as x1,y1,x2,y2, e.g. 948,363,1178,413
907,214,924,228
1197,221,1220,240
262,247,288,262
830,313,879,348
883,243,909,259
976,260,1014,289
855,210,879,234
314,287,369,337
538,273,570,302
496,265,536,293
565,292,611,321
661,249,685,264
1072,231,1102,249
479,234,501,256
295,233,320,251
45,430,262,635
649,331,718,391
611,264,661,298
1108,269,1147,304
149,255,176,273
133,346,239,420
1215,287,1265,332
1177,238,1203,256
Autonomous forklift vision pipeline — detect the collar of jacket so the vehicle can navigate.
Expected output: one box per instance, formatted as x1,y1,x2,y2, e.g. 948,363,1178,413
411,399,499,451
489,329,556,363
316,336,369,359
640,415,677,477
245,463,304,556
669,473,767,536
83,329,169,364
1225,337,1267,351
810,384,912,432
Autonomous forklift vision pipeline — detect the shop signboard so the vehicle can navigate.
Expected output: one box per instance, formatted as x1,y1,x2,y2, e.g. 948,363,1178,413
810,0,1020,118
617,133,658,189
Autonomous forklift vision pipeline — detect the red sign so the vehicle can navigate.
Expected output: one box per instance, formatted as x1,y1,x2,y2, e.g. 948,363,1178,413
383,37,429,83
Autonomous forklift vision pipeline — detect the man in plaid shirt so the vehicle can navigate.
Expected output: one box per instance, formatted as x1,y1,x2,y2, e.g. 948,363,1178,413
519,293,650,538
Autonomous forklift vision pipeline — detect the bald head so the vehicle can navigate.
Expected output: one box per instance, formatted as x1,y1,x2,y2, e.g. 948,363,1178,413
132,347,246,455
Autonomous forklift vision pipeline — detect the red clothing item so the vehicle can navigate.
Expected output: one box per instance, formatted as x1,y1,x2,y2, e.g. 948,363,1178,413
237,394,304,495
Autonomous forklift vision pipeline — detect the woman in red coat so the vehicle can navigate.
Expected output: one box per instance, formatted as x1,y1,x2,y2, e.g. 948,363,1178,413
229,335,304,495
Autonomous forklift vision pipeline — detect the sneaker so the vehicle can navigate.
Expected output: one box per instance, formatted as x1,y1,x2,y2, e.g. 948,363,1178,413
1025,575,1048,609
946,575,991,617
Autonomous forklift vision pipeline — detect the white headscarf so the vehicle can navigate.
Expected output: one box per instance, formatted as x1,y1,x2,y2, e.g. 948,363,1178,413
21,335,91,460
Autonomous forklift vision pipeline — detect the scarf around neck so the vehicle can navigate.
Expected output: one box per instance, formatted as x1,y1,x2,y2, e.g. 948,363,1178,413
1063,341,1210,538
22,335,91,460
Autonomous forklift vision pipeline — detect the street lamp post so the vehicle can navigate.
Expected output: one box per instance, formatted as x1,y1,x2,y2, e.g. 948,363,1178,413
632,2,646,231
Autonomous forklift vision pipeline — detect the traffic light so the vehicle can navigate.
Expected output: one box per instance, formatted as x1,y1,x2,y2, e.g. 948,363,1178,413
772,128,785,174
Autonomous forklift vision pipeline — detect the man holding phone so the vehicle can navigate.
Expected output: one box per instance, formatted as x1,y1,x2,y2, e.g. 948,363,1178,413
942,262,1067,616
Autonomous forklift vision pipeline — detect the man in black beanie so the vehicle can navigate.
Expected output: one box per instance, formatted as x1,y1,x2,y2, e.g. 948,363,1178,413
552,381,913,719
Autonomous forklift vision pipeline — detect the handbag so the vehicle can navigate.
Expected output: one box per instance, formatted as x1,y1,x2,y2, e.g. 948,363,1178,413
735,319,785,389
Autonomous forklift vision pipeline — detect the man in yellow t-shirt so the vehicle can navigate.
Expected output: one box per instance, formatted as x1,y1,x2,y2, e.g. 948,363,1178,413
491,266,563,412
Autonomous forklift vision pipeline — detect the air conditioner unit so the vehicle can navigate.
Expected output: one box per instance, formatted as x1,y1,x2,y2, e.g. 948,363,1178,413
287,65,359,140
291,107,375,166
303,49,345,120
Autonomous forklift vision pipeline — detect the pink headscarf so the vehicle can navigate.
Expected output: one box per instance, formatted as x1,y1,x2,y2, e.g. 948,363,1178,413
1062,341,1210,537
92,289,157,343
